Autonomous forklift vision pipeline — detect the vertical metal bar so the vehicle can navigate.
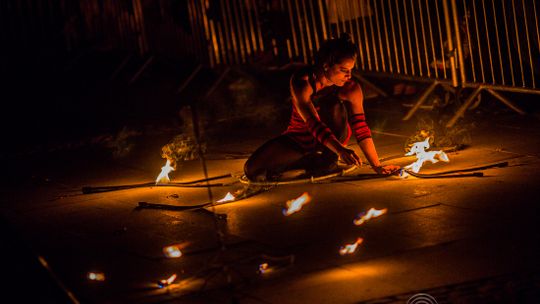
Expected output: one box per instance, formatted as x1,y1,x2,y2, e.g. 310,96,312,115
511,0,525,86
435,0,448,78
293,0,308,62
534,0,540,61
367,0,379,71
501,0,515,86
351,0,365,69
238,0,252,58
210,20,220,64
481,0,494,83
245,0,257,53
451,0,465,84
332,1,342,37
395,0,407,74
226,0,240,63
287,0,299,57
343,0,355,39
522,0,536,87
380,0,394,73
188,0,203,61
410,0,423,76
373,0,386,72
419,0,431,77
388,0,400,73
361,0,373,70
463,0,476,82
426,0,438,78
442,0,458,87
301,0,314,61
220,0,234,64
308,0,320,51
231,0,246,63
217,23,227,65
403,0,415,75
317,0,328,40
491,0,505,85
472,0,485,83
251,0,264,51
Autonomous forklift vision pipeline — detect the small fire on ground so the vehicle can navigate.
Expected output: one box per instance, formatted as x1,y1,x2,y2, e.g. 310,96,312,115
353,208,388,226
156,159,175,184
217,192,235,203
339,238,364,256
403,137,449,176
283,192,312,216
158,274,177,288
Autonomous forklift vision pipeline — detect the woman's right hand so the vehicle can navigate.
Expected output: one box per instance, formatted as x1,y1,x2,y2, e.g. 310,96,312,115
336,145,362,166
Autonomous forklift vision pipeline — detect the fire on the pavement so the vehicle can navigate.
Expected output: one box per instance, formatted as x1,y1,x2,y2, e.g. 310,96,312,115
158,274,177,288
258,263,271,274
339,238,364,256
353,208,388,226
163,244,183,258
217,192,235,203
283,192,312,216
155,159,175,184
402,137,449,176
87,272,106,281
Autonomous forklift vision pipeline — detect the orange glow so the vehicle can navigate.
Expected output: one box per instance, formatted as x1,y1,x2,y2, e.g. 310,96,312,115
353,208,388,226
258,263,271,274
339,238,364,255
87,272,106,281
283,192,312,216
155,159,175,184
162,245,182,258
217,192,235,203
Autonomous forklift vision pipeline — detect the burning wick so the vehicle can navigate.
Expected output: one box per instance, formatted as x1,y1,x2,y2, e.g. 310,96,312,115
216,192,235,203
282,192,312,216
404,137,449,174
258,263,270,274
156,159,175,184
87,272,106,281
162,245,182,258
353,208,388,226
339,238,364,256
157,274,177,288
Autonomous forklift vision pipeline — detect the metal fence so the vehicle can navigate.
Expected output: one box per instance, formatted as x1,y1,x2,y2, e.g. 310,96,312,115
3,0,538,124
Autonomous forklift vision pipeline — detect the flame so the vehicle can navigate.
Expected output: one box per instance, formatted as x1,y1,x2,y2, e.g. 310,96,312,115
258,263,270,274
282,192,312,216
87,272,106,281
404,137,449,173
158,274,177,288
339,238,364,256
217,192,235,203
163,245,182,258
353,208,388,226
156,159,175,184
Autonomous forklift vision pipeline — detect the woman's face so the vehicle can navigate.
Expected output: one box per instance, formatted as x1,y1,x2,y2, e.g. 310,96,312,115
325,57,355,86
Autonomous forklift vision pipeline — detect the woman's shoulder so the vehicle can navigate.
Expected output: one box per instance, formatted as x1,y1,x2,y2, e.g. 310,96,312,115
338,79,363,100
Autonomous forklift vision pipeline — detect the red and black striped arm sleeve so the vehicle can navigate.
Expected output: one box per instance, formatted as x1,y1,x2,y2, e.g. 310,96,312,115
305,117,338,145
349,113,372,142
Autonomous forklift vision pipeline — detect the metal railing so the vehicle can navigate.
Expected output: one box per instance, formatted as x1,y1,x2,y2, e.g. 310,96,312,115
3,1,538,125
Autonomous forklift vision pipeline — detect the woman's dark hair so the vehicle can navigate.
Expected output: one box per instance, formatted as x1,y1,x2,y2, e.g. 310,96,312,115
314,33,358,67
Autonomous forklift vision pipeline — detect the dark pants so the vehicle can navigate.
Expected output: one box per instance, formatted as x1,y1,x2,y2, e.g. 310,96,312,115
244,96,349,181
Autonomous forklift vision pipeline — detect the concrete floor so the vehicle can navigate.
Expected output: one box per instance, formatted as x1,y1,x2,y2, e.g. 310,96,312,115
1,97,540,303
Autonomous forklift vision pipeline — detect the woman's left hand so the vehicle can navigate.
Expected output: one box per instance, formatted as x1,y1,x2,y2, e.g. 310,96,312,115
374,165,401,175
